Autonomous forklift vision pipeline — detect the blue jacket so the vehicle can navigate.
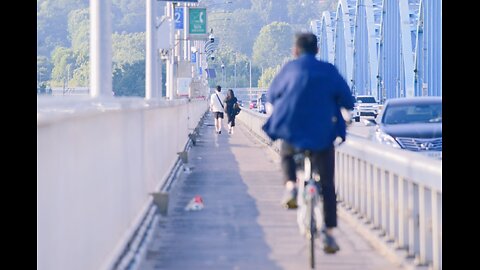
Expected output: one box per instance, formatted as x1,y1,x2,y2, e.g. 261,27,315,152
262,54,354,151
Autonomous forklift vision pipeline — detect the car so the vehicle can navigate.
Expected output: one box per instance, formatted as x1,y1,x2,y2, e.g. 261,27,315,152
366,97,442,159
249,100,257,109
256,93,267,113
354,95,380,121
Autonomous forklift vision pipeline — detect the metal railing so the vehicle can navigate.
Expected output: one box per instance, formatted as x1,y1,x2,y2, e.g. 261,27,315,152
236,108,442,269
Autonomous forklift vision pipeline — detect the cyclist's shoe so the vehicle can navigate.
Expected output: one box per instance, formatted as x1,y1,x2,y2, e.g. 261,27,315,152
281,186,298,209
323,234,340,254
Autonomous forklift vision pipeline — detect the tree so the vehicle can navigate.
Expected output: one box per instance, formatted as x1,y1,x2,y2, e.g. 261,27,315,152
112,0,145,33
37,0,88,56
250,0,271,22
258,65,281,88
252,22,294,69
68,8,89,52
226,9,263,57
50,46,75,86
112,60,145,97
268,0,289,23
287,0,323,25
112,32,146,67
37,56,53,85
251,0,288,23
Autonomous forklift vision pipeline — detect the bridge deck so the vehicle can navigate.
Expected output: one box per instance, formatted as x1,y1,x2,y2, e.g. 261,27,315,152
140,113,403,270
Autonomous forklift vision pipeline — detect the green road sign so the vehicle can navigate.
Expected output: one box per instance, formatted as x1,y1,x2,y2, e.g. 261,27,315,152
189,8,207,35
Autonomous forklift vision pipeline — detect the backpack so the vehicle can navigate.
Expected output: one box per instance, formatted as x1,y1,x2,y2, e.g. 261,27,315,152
233,102,241,115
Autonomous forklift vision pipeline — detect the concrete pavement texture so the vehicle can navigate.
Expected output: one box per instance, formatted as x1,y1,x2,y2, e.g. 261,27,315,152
139,113,403,270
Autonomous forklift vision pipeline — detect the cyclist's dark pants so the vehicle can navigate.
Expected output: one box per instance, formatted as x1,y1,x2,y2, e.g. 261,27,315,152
280,141,337,228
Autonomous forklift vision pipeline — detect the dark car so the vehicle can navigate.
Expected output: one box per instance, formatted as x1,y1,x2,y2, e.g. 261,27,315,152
367,97,442,159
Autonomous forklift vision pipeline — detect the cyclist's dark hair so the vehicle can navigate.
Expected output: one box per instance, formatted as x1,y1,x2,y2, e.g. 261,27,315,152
216,85,222,92
295,32,318,55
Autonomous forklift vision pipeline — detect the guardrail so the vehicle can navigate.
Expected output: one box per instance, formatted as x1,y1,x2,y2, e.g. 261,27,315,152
236,108,442,270
37,96,207,270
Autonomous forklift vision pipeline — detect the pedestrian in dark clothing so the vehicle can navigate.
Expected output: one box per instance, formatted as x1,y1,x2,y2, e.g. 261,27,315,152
262,32,355,254
224,89,238,134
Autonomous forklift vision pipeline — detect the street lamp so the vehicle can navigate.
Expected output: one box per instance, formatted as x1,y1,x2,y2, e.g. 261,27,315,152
221,63,225,84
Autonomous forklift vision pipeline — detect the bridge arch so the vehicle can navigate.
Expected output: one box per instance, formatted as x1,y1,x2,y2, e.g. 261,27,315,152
318,11,335,64
334,0,355,88
352,0,379,97
414,0,442,97
376,0,415,100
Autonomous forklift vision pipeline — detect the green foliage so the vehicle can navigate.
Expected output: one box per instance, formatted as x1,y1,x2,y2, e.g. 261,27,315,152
207,45,261,89
258,65,281,88
113,60,145,97
112,0,145,33
252,22,294,69
37,0,88,56
112,32,146,67
268,0,289,22
250,0,271,22
50,46,75,85
287,0,322,25
37,56,53,84
68,8,89,52
211,9,263,57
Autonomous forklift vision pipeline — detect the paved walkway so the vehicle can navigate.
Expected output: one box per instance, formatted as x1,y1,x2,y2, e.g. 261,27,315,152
140,113,403,270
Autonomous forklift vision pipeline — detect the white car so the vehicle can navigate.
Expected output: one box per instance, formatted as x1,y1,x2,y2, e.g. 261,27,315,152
353,95,380,121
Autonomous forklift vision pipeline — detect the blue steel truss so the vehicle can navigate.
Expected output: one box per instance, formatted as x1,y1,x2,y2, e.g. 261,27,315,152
352,0,379,97
333,0,354,88
317,12,335,63
312,0,441,100
414,0,442,97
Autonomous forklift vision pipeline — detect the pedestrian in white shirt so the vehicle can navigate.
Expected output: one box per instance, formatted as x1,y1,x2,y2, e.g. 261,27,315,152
210,85,226,134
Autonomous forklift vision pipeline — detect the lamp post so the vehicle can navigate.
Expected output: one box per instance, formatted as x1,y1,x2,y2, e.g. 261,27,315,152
234,52,237,88
249,60,252,90
221,63,225,84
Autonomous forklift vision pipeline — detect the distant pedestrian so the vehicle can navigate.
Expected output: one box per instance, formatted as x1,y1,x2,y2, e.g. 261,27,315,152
224,89,238,134
210,85,226,134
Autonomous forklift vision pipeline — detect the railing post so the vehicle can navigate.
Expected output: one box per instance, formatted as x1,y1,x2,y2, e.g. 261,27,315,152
348,156,354,208
373,166,380,229
359,160,366,218
407,181,420,258
366,163,372,222
389,173,396,241
380,169,387,236
90,0,112,97
417,185,433,266
397,176,407,249
352,157,360,214
431,191,441,270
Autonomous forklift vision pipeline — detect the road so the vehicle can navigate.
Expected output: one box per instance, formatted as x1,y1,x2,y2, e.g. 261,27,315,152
347,119,376,139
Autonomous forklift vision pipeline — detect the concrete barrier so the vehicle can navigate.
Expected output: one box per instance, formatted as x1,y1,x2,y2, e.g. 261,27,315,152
37,96,207,270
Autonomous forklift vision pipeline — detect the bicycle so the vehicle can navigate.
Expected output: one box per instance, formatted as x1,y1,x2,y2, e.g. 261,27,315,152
293,150,323,269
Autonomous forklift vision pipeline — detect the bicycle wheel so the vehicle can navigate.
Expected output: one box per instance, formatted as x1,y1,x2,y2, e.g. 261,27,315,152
307,198,316,269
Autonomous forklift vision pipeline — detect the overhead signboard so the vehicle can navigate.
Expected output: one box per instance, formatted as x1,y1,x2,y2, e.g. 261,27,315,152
174,7,184,29
188,7,207,39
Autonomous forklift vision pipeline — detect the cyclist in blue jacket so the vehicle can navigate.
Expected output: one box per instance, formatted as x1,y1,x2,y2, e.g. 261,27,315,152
262,32,354,254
